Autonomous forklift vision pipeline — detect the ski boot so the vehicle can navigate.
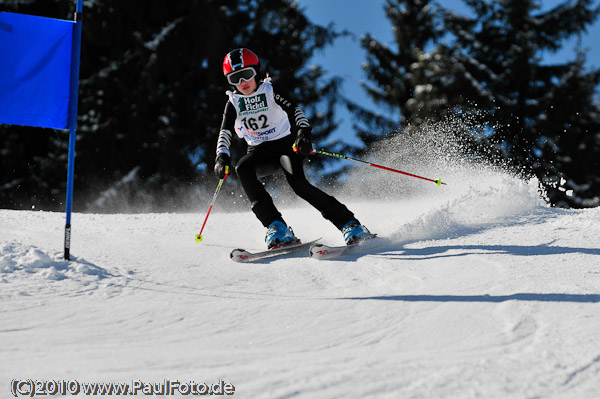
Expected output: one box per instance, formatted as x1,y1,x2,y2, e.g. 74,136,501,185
341,220,372,245
265,221,299,249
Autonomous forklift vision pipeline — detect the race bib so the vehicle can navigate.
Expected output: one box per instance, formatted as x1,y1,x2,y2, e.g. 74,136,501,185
227,79,291,146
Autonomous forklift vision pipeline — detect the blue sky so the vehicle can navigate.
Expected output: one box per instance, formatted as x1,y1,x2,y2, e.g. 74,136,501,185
295,0,600,147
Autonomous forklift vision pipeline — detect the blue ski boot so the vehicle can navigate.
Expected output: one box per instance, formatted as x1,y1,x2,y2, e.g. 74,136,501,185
341,220,372,245
265,221,299,249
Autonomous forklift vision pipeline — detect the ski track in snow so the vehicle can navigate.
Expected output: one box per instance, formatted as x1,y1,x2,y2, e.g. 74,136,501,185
1,169,600,398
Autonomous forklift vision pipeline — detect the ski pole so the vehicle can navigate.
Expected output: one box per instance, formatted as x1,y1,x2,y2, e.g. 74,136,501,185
195,166,230,242
314,149,446,186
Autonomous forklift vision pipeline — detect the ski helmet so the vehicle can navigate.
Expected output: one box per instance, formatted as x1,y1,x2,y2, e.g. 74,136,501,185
223,48,262,85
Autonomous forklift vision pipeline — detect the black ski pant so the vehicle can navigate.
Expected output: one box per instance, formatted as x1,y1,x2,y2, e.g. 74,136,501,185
235,135,355,229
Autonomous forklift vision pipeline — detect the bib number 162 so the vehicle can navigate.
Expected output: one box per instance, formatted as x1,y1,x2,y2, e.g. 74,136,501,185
241,115,268,131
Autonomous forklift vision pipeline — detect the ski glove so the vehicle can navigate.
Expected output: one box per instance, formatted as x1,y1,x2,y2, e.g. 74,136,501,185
293,127,314,155
214,153,231,179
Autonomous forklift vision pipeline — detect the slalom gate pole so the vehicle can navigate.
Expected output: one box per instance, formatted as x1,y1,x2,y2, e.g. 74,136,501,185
195,166,230,242
64,0,84,260
314,149,446,186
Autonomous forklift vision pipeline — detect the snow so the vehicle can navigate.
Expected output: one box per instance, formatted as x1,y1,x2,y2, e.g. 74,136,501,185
2,160,600,398
144,18,183,52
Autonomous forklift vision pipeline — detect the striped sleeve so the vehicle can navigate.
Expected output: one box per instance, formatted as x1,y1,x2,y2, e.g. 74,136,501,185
216,129,232,157
294,106,310,128
216,102,237,157
273,92,311,133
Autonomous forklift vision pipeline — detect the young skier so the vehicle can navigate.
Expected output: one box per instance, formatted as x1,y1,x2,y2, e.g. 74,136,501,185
214,48,371,249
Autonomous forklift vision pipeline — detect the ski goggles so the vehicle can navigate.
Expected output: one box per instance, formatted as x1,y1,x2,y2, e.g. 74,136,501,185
226,67,257,86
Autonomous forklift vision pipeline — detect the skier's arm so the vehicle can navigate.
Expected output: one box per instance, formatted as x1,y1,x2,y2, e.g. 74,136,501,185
273,92,311,136
216,101,237,157
214,102,236,178
273,92,313,154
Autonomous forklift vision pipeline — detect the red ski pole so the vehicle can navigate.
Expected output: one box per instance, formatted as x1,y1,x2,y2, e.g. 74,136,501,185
314,149,446,186
195,166,230,242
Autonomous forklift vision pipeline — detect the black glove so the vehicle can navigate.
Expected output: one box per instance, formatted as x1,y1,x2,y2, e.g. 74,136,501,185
214,153,231,179
293,127,313,155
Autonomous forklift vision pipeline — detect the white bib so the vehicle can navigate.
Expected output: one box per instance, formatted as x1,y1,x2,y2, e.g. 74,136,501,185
227,79,291,146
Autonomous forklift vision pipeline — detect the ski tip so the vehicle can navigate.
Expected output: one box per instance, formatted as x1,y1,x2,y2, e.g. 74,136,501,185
308,244,322,257
308,243,322,253
230,249,250,262
195,234,203,242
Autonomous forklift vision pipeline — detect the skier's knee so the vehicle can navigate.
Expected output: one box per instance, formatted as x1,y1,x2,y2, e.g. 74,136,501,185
235,161,249,178
289,178,312,196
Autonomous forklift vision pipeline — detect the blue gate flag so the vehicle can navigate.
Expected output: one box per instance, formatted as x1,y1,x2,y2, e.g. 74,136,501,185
0,12,74,129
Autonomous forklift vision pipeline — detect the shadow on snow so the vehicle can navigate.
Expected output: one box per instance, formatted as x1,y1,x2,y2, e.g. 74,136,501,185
340,293,600,303
367,242,600,261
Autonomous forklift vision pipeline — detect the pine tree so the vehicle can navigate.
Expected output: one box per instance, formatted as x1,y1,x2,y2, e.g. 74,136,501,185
0,0,343,211
354,0,600,207
348,0,440,137
348,0,489,168
350,0,445,145
345,0,494,181
537,56,600,207
441,0,600,207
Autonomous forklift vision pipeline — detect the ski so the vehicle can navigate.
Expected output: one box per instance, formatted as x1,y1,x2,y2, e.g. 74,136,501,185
230,238,322,263
309,234,379,260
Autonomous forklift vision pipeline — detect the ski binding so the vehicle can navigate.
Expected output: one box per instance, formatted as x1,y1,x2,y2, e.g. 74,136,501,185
309,234,379,260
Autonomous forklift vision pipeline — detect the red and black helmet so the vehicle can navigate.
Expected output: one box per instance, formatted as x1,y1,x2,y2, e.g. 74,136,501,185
223,48,262,86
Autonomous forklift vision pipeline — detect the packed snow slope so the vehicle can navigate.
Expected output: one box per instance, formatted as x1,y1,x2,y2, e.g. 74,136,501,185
2,130,600,398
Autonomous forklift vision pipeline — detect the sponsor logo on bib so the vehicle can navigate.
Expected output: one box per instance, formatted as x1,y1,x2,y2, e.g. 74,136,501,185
238,94,268,113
